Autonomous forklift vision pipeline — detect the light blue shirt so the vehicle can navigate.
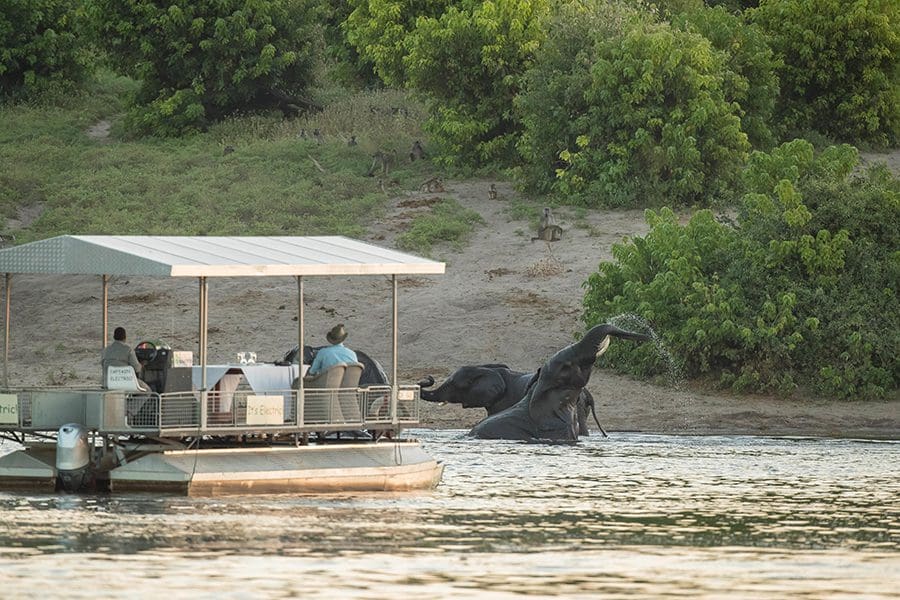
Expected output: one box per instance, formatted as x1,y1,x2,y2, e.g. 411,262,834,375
308,343,358,375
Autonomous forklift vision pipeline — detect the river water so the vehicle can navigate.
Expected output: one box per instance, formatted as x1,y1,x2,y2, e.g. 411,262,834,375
1,431,898,598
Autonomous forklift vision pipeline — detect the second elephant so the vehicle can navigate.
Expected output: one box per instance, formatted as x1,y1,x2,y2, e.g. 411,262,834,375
418,364,603,436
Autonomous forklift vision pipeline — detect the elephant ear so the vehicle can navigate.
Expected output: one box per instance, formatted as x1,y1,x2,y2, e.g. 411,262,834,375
461,367,507,409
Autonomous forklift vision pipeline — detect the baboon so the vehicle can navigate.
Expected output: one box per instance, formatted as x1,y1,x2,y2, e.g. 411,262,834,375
419,176,445,193
223,145,235,155
298,128,306,139
366,150,396,177
532,207,563,242
488,183,497,200
348,135,357,146
409,140,425,162
313,128,324,144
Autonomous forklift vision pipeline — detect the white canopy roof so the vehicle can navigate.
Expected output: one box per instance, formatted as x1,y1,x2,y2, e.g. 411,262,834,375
0,235,445,277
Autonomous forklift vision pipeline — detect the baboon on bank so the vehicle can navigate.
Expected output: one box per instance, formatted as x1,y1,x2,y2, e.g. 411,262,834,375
409,140,425,161
532,207,563,242
420,176,445,193
366,150,396,177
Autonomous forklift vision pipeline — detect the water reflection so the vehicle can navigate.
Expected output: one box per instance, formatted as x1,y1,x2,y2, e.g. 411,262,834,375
1,432,898,597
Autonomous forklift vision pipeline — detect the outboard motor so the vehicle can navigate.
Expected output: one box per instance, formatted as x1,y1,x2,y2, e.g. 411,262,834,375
56,423,92,492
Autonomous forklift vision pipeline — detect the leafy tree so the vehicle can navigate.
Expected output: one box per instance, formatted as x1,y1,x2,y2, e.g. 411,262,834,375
0,0,89,100
515,1,644,193
583,139,899,399
703,0,758,11
404,0,550,166
344,0,457,86
518,12,749,206
85,0,321,135
322,1,379,88
751,0,900,145
673,5,778,148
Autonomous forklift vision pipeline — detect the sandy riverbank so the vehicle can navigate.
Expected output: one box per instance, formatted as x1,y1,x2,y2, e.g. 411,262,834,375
4,169,898,439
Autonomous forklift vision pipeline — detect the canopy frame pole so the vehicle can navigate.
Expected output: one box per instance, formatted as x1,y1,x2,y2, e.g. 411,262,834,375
391,275,399,428
3,273,10,388
101,275,109,347
296,275,304,428
199,276,209,429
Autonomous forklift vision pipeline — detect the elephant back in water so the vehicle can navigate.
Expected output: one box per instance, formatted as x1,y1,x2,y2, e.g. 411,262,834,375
279,345,389,386
468,324,651,442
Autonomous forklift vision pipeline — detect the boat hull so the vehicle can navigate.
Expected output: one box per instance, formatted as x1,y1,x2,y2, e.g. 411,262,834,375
0,441,444,496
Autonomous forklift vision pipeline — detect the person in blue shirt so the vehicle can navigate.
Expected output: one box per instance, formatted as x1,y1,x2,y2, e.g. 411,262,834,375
307,323,358,375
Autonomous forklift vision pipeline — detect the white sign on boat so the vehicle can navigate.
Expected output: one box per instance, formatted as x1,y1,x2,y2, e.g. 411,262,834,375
246,395,283,425
0,393,17,425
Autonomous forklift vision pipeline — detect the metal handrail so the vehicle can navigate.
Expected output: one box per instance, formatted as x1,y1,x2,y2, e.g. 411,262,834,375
0,384,420,436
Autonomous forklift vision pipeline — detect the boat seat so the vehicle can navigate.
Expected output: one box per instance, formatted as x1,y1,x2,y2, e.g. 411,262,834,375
337,362,364,422
302,364,346,389
299,364,346,424
105,365,148,392
105,366,159,428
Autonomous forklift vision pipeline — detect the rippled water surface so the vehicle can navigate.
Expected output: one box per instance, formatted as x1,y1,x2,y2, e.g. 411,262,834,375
1,431,898,598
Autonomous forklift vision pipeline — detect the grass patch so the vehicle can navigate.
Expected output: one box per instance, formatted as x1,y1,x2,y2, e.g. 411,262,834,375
396,199,485,256
1,76,440,243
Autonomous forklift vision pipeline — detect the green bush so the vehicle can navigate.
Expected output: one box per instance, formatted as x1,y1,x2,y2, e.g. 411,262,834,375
673,5,779,149
404,0,550,167
320,1,379,88
0,0,89,100
517,12,749,207
703,0,759,11
85,0,321,135
751,0,900,146
583,139,899,399
344,0,457,86
514,1,643,194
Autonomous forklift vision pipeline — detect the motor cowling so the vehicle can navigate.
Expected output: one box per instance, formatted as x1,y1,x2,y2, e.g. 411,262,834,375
56,423,92,492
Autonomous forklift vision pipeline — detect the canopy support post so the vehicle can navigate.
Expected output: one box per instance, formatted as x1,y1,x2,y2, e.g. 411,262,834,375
296,275,304,427
101,274,109,347
3,273,10,388
391,275,399,428
199,276,209,429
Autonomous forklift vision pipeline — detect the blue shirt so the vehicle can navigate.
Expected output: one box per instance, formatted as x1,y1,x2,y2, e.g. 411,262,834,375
308,343,358,375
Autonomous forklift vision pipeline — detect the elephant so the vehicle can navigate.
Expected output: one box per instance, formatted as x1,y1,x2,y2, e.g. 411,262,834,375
418,364,606,437
468,323,652,442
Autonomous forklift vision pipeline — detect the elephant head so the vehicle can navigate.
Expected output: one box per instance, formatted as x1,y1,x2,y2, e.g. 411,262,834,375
469,324,651,441
419,364,522,412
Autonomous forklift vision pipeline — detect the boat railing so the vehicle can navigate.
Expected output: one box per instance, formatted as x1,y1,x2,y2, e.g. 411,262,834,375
1,384,420,436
